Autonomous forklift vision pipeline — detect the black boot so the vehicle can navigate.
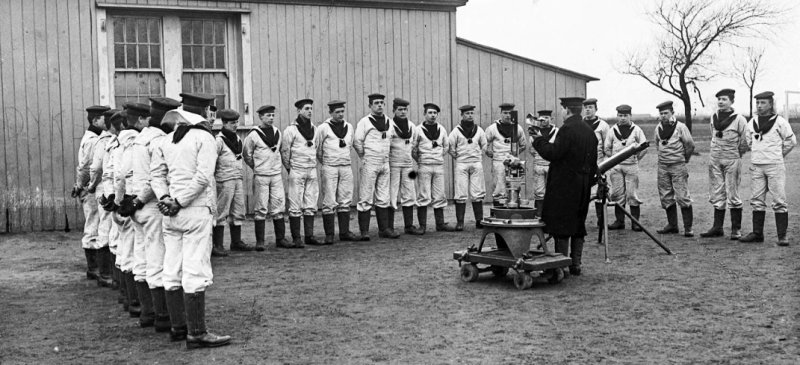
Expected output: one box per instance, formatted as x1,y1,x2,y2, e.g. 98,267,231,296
417,206,428,233
656,205,679,234
454,203,466,231
84,248,99,280
357,210,371,241
608,206,625,230
211,226,228,257
229,224,254,251
322,214,336,244
337,211,359,241
124,272,141,317
729,208,743,240
96,247,114,287
403,206,424,235
739,211,765,243
700,209,726,238
435,208,455,232
595,202,605,228
554,236,570,257
151,287,171,333
569,236,584,276
630,206,642,232
289,217,305,248
165,288,187,341
304,216,322,245
776,212,789,246
254,219,267,251
472,201,484,229
387,208,396,232
184,292,232,349
534,200,544,217
136,280,155,327
681,206,694,237
117,267,127,306
273,218,292,248
377,207,400,238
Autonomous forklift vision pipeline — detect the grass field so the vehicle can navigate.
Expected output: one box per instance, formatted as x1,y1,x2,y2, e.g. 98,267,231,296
1,139,798,364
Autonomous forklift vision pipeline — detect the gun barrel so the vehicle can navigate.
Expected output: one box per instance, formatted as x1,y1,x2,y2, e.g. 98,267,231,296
597,141,650,174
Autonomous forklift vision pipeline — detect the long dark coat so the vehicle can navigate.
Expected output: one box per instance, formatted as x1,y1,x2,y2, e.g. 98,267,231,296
532,114,598,237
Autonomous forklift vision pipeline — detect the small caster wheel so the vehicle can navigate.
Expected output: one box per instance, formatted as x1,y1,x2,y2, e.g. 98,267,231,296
513,272,534,290
460,264,479,282
490,266,509,278
547,268,565,284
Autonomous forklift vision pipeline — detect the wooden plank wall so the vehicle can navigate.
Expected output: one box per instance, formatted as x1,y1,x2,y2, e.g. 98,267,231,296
454,42,589,201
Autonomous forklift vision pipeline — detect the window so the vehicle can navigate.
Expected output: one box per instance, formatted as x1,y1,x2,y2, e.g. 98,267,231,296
181,19,229,109
111,17,165,106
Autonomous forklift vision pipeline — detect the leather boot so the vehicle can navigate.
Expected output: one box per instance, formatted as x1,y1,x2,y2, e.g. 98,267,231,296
151,287,171,333
273,218,292,248
729,208,743,240
304,216,322,245
739,211,765,243
165,288,187,341
454,203,466,231
136,280,155,327
211,226,228,257
700,209,726,238
569,236,584,276
417,206,428,233
403,206,424,235
554,236,570,257
681,206,694,237
289,217,305,248
472,201,484,229
84,248,99,280
776,212,789,246
229,224,254,251
377,207,400,238
595,202,605,228
387,208,396,232
656,205,679,234
534,200,544,217
96,247,114,287
608,206,625,230
357,210,371,241
322,214,336,244
337,211,360,241
254,219,267,251
117,267,127,306
124,272,141,317
435,208,455,232
630,206,642,232
184,291,232,349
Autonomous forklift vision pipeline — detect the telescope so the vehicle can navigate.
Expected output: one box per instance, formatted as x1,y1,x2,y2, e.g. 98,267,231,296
597,141,650,175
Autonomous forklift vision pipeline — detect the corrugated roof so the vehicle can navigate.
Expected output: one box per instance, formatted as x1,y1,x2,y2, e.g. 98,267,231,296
457,37,599,82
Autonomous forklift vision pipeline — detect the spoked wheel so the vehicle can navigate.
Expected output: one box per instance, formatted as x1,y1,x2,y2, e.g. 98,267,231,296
513,272,534,290
547,268,565,284
490,266,509,278
460,264,479,282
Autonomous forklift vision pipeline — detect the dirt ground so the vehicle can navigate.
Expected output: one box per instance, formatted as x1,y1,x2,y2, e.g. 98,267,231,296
1,140,799,364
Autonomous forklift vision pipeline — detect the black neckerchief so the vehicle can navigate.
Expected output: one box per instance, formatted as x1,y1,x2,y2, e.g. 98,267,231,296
173,125,211,144
458,120,477,142
393,116,412,139
422,122,441,147
713,109,737,136
370,114,388,132
219,128,243,156
329,120,348,139
496,121,519,143
657,120,677,145
754,114,777,138
584,116,600,130
614,123,633,141
257,125,280,151
88,125,103,136
295,115,315,142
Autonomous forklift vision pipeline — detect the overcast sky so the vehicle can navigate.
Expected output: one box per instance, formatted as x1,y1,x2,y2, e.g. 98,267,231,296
456,0,800,118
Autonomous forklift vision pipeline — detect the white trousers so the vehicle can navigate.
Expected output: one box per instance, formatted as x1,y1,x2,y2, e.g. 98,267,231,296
253,174,285,220
215,179,246,226
131,203,165,287
321,164,353,214
531,165,548,201
287,167,319,217
81,192,99,249
390,166,417,209
453,161,485,203
417,164,447,209
707,157,742,210
750,163,787,213
162,206,214,293
358,161,391,211
609,164,642,207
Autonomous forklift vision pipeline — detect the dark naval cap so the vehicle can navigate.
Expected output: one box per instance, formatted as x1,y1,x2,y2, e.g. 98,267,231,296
715,89,736,98
109,110,126,124
124,102,151,117
559,97,585,108
368,93,386,103
423,103,440,113
86,105,111,119
217,109,240,122
102,108,120,120
616,104,632,114
537,110,553,116
499,103,515,111
393,97,410,108
327,100,346,111
458,104,476,112
754,91,774,100
257,105,276,114
294,98,313,109
149,97,181,118
180,93,216,108
656,101,674,111
583,98,598,106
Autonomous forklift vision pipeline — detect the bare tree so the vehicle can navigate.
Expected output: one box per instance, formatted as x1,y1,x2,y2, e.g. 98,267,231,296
622,0,786,131
732,47,766,118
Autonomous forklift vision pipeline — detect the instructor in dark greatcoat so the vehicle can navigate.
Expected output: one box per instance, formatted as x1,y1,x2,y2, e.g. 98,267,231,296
531,97,598,276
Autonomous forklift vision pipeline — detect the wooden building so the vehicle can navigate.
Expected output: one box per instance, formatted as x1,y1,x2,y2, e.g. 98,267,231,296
0,0,596,233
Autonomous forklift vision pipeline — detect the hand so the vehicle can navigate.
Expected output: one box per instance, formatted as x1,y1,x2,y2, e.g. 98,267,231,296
70,185,82,198
157,198,181,216
486,151,494,158
87,186,96,194
528,126,542,138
